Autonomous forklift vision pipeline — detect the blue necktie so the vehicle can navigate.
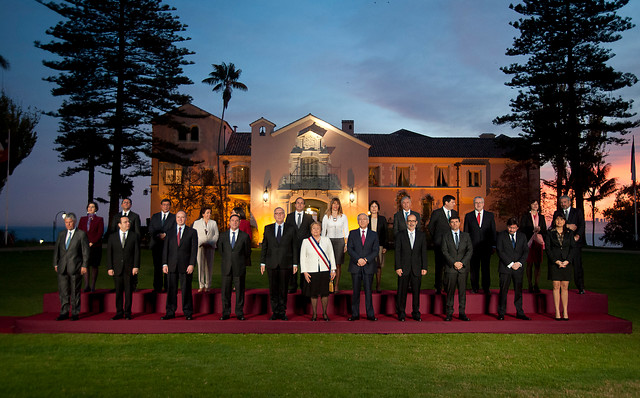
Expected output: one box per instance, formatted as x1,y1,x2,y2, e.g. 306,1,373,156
276,225,282,243
454,232,459,249
65,232,72,250
511,234,516,249
231,231,236,248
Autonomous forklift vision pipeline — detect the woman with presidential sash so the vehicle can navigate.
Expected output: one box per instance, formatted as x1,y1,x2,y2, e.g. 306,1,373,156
300,221,336,321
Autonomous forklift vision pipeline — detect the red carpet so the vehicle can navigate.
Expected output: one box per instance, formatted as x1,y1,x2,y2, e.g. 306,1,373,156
4,289,632,334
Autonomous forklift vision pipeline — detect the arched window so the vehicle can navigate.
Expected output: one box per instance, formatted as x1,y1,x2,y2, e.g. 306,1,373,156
190,126,199,142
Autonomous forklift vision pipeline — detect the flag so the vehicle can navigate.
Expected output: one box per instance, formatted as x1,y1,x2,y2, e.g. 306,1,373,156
0,139,7,163
632,135,637,183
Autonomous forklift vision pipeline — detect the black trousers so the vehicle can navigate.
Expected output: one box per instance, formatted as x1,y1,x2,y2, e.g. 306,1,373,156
152,247,167,292
470,251,492,292
434,246,445,291
445,270,468,316
267,267,291,316
113,272,134,316
166,272,193,317
351,268,375,318
58,270,82,316
573,248,585,290
498,269,524,316
221,274,246,317
396,273,422,317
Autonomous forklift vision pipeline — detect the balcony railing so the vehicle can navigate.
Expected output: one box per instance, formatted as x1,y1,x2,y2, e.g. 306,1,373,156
279,174,341,191
228,182,250,195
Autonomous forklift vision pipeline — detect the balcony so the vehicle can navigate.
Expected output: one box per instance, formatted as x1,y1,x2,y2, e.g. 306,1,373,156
278,174,341,191
228,181,250,195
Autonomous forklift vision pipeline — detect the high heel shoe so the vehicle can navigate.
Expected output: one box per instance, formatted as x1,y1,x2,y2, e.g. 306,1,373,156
323,314,329,322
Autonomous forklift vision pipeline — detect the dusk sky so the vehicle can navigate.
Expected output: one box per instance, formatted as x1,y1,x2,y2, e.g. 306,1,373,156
1,0,639,228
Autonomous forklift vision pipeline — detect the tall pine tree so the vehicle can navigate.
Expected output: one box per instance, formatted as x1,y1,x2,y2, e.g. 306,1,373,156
494,0,637,210
36,0,194,226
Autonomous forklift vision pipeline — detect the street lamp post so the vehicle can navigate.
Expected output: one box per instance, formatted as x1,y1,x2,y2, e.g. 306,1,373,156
52,210,67,243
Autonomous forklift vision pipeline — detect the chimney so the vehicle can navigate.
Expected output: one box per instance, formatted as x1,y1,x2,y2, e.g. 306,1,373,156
342,120,354,135
479,133,495,139
233,125,238,133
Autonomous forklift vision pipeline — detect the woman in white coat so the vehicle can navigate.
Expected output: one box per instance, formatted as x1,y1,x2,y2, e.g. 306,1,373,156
301,221,336,321
192,207,219,292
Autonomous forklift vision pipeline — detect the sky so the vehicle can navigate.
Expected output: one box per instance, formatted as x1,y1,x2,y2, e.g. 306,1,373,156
1,0,639,228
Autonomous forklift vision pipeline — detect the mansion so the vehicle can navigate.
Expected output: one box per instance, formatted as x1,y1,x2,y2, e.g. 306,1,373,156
151,104,539,242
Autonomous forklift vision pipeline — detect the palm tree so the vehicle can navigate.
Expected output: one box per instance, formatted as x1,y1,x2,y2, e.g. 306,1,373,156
584,162,617,246
0,54,9,70
202,62,247,222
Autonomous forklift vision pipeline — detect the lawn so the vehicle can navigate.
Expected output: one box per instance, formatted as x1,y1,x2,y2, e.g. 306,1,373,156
0,247,638,397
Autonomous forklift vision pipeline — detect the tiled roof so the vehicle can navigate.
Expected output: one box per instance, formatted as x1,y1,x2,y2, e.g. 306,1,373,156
222,130,512,158
355,130,511,158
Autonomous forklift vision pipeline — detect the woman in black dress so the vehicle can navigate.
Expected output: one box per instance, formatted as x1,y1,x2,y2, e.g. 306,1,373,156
520,200,547,293
368,200,388,293
544,213,575,320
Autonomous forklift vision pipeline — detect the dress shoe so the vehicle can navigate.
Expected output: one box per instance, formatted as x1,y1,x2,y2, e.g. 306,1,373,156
444,315,452,321
269,315,279,320
578,289,585,294
124,315,132,320
282,315,288,321
472,289,479,294
348,316,359,321
459,315,470,321
220,315,230,320
70,315,79,321
111,314,124,320
288,288,297,294
534,285,541,293
323,314,330,322
562,317,570,321
367,316,378,322
185,315,193,320
497,315,505,320
311,315,317,321
516,314,531,321
435,289,442,295
161,314,175,320
56,314,69,321
237,316,246,321
83,287,91,293
412,315,422,322
398,316,405,322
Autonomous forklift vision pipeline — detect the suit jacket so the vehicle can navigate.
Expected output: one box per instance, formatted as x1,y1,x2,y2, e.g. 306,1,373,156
552,207,585,247
347,228,379,274
544,229,576,264
495,230,528,274
440,230,473,273
394,229,428,276
427,207,458,247
260,223,299,269
520,211,547,241
285,211,314,242
109,211,141,237
463,210,496,254
53,229,90,274
192,218,219,248
78,215,104,245
393,210,421,236
106,230,140,276
369,214,389,249
149,212,176,250
300,236,336,273
218,229,251,277
162,225,198,273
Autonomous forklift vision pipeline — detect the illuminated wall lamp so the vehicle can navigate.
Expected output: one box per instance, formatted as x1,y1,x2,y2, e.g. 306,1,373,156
349,188,355,203
262,188,269,202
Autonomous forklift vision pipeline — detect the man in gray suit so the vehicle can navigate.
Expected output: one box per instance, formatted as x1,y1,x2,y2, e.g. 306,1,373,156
393,195,421,236
441,215,473,321
53,212,89,321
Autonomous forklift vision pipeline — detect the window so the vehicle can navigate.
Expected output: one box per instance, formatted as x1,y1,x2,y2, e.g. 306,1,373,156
165,168,182,185
190,126,199,142
396,167,410,187
301,158,319,177
259,126,266,136
436,167,448,187
178,129,188,142
229,166,250,194
468,171,481,187
369,166,380,187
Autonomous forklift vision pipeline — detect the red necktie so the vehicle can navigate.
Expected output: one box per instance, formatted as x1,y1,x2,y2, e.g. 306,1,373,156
177,227,182,246
477,212,481,226
361,230,366,246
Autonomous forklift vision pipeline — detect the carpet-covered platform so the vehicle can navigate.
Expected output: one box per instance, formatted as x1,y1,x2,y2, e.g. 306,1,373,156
3,289,632,334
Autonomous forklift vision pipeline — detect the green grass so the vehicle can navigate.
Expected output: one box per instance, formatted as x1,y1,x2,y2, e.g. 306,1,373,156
0,248,638,397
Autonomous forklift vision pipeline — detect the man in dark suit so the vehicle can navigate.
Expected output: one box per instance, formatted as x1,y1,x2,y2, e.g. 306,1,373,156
218,214,252,320
109,197,141,290
393,195,421,236
161,210,197,320
347,213,380,321
260,207,299,320
496,218,531,320
553,195,586,294
106,215,140,320
427,194,458,294
149,198,176,292
394,213,428,321
441,215,473,321
463,196,496,294
285,197,314,292
53,213,89,321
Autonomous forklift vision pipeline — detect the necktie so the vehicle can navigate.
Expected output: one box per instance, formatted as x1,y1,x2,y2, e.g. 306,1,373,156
447,210,451,220
177,226,182,246
121,232,126,248
231,231,236,248
65,231,72,249
276,225,282,242
297,213,301,228
409,231,414,248
477,212,481,226
404,211,409,221
162,214,166,226
454,232,459,249
361,230,366,246
564,209,569,219
511,234,516,249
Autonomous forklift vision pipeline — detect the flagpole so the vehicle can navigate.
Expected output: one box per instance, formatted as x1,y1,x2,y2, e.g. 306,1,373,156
632,135,638,244
4,129,9,246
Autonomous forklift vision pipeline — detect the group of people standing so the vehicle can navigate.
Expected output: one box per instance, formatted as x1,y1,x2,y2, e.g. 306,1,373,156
52,192,585,323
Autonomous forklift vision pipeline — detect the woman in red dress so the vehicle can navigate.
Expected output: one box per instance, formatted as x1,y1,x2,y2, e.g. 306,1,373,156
78,201,104,292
